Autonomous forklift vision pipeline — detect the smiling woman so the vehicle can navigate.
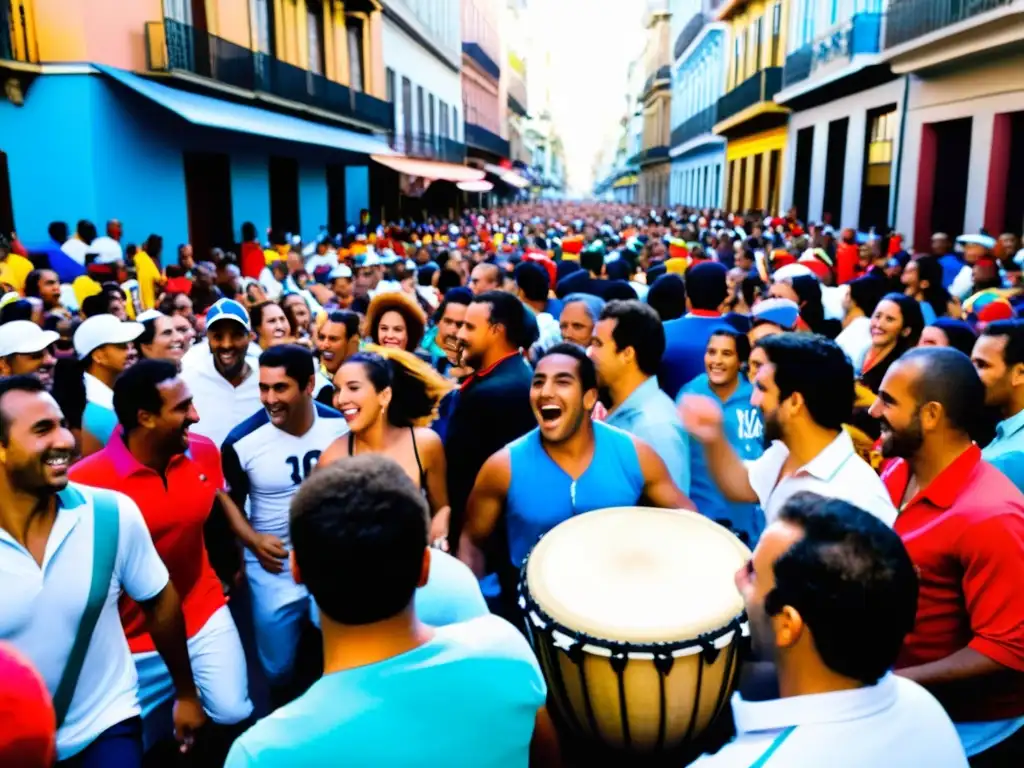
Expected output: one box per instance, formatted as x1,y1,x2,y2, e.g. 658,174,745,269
136,311,186,367
250,301,296,350
364,292,427,353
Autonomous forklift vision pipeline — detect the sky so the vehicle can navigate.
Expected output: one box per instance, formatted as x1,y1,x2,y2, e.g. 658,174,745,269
526,0,647,196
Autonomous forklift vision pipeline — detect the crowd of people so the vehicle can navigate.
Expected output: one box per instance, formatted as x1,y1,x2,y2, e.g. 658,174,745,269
0,201,1021,766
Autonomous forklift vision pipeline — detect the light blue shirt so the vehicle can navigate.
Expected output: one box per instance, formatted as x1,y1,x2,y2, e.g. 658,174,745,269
606,376,691,493
681,374,765,546
225,615,546,768
981,408,1024,462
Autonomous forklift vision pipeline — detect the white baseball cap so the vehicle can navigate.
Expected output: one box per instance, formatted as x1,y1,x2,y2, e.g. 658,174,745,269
0,321,60,358
73,314,144,359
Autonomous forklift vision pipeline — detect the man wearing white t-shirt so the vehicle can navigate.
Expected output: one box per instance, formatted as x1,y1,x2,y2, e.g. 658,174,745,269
0,377,204,765
680,333,896,526
221,345,348,703
691,492,966,767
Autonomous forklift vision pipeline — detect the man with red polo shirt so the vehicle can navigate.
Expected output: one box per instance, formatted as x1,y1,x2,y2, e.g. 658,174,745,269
869,346,1024,765
69,360,252,759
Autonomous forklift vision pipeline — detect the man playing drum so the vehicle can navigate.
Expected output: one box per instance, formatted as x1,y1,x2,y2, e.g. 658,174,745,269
459,343,694,621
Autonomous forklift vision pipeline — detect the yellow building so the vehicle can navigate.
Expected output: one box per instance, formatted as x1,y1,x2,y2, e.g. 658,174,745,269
713,0,790,213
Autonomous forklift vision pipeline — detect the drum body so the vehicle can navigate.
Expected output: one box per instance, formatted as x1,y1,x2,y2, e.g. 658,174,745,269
519,507,750,754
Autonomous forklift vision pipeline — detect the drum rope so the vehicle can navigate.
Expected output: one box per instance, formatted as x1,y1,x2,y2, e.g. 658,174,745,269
568,639,601,739
610,652,631,749
653,653,675,752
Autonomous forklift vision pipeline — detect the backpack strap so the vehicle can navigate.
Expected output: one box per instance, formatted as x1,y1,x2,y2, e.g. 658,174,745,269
52,488,121,728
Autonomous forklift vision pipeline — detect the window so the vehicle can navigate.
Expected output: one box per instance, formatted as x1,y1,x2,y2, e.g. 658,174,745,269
385,68,395,103
346,17,364,92
733,30,745,86
402,77,413,140
771,3,782,66
439,99,448,137
800,0,815,46
428,93,436,139
306,1,326,75
453,105,459,140
752,17,763,75
829,0,839,25
417,86,425,139
865,109,896,187
250,0,274,54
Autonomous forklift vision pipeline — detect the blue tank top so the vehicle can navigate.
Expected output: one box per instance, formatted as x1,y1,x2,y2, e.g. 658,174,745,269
506,421,645,568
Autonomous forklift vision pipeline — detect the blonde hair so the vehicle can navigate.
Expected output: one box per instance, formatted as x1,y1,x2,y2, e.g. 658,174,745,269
355,344,454,427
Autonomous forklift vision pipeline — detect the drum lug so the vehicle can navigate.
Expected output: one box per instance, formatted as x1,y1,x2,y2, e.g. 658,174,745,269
653,652,674,674
610,650,629,674
700,638,721,665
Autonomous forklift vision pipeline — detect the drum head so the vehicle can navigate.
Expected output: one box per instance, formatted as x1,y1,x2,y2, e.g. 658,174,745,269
525,507,750,645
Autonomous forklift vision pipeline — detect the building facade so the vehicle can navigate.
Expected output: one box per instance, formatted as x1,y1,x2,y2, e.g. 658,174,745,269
1,0,393,253
637,0,673,206
886,0,1024,248
461,0,509,169
504,0,530,167
668,0,726,208
775,0,895,231
714,0,790,213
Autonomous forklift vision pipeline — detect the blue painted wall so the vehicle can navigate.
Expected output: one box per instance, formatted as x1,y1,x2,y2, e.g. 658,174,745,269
298,161,328,243
345,166,369,226
230,152,271,244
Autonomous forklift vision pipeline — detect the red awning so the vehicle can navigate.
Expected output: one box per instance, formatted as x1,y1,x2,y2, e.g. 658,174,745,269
371,155,485,182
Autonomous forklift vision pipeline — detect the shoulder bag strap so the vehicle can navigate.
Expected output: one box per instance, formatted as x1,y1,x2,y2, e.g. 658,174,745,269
748,725,797,768
52,488,121,728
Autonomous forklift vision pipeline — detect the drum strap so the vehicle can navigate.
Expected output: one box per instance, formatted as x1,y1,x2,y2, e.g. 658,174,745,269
748,726,796,768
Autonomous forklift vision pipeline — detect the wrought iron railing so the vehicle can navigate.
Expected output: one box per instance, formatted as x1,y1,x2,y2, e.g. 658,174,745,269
643,64,673,97
508,68,528,117
464,121,511,157
670,104,717,147
784,13,883,88
2,0,35,62
152,18,394,130
637,145,670,165
389,132,467,164
884,0,1013,48
716,66,782,124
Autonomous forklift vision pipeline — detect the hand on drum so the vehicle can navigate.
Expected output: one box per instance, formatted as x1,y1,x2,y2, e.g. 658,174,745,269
677,394,725,444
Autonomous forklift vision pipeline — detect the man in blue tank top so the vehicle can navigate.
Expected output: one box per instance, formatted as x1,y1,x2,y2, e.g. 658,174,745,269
459,343,695,620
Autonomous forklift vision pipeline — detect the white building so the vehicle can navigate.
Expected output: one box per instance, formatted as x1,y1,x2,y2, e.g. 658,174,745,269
668,0,727,208
774,0,897,231
381,0,464,159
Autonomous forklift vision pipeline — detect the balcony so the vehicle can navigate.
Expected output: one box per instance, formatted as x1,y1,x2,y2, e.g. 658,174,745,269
671,104,718,147
508,66,528,117
464,121,510,157
783,13,884,88
462,0,501,80
716,67,783,125
390,133,467,164
2,0,35,63
884,0,1015,49
632,145,670,166
673,13,707,60
149,19,394,132
642,65,672,98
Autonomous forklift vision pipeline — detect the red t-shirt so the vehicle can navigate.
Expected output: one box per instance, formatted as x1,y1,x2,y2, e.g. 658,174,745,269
240,241,265,280
69,431,227,653
882,445,1024,721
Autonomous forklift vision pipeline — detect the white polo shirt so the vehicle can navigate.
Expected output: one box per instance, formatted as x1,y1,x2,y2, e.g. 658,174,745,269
0,484,170,760
691,674,968,767
747,430,897,526
180,345,262,447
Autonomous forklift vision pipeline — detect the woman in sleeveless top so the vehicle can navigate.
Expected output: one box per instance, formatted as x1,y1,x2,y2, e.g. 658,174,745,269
319,346,455,548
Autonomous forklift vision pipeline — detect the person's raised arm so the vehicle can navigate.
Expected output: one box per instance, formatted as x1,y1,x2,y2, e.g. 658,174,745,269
633,437,697,511
678,394,758,503
459,449,512,578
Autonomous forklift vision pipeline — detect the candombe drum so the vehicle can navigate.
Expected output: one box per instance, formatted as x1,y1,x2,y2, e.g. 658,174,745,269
518,506,750,755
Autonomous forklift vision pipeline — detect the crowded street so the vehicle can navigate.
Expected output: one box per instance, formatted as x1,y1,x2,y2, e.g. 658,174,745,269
1,0,1024,767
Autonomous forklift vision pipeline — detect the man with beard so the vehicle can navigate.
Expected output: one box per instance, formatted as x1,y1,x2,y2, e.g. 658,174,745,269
0,376,206,765
690,492,966,767
444,291,536,562
869,347,1024,763
221,345,347,706
460,344,692,621
680,333,896,526
181,299,261,448
0,320,58,389
69,361,253,760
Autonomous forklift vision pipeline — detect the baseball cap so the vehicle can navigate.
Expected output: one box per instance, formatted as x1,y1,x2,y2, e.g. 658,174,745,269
329,264,353,280
73,314,144,359
204,298,252,331
0,642,56,767
0,321,60,358
752,298,800,330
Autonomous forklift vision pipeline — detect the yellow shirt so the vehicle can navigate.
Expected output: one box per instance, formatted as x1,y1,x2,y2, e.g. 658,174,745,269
72,275,102,307
133,251,164,310
0,253,34,293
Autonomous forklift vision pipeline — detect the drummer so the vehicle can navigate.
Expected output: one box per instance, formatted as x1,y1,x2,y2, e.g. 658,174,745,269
690,491,967,767
459,343,694,620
